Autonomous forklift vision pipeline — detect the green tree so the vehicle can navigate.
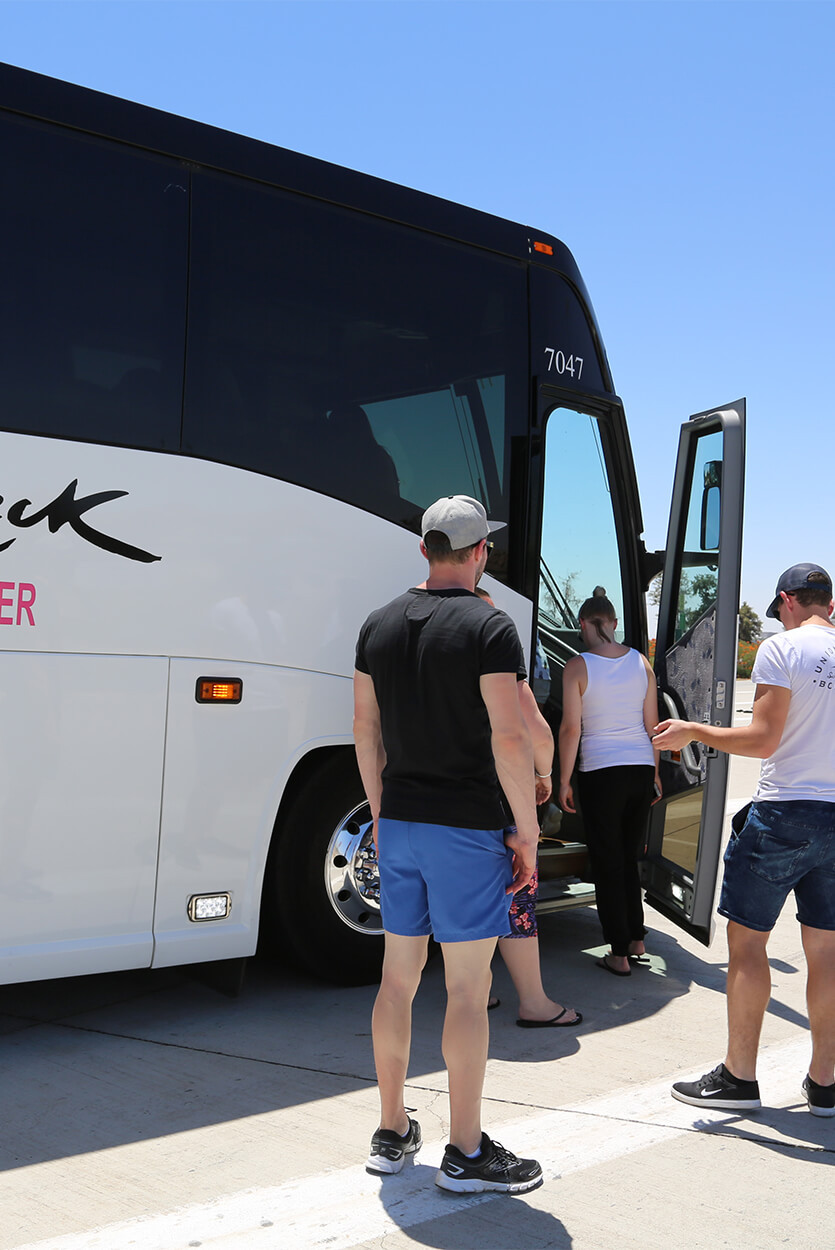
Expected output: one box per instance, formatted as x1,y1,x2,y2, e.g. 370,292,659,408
682,571,717,631
649,570,719,635
738,601,763,644
540,569,580,627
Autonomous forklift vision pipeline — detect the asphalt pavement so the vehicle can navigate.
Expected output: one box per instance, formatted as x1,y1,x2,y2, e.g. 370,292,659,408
4,681,834,1250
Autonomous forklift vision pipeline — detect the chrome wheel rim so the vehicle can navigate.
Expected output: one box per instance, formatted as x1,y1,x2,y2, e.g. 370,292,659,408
324,802,382,935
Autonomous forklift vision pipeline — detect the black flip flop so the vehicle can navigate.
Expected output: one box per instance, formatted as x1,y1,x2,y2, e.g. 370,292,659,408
596,956,631,977
487,997,500,1010
516,1007,583,1028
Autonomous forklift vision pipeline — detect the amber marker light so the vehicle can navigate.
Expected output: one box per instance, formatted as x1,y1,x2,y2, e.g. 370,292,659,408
533,241,554,255
195,678,243,704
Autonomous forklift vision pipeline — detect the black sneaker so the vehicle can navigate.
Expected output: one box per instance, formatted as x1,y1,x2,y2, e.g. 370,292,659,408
803,1074,835,1118
435,1133,543,1193
671,1062,761,1110
366,1117,422,1174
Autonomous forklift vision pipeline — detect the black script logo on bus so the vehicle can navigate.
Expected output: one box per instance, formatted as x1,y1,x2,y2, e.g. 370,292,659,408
0,480,161,564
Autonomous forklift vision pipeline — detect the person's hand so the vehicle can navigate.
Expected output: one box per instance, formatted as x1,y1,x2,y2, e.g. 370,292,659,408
652,719,696,752
652,773,663,805
535,774,552,805
504,826,537,894
558,782,575,813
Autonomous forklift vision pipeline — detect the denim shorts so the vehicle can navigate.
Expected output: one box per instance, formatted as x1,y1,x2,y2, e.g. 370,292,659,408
718,800,835,932
377,817,513,943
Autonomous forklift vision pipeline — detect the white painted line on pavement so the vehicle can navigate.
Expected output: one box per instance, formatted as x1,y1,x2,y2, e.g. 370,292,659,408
14,1036,814,1250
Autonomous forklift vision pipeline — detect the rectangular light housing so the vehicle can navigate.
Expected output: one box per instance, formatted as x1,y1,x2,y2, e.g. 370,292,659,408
188,893,231,922
195,678,242,704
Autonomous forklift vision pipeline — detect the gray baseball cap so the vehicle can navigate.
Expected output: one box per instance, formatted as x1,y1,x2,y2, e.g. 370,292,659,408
766,562,833,618
420,495,506,550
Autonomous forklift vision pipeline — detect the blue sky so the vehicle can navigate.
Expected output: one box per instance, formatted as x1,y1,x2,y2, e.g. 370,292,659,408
3,0,833,625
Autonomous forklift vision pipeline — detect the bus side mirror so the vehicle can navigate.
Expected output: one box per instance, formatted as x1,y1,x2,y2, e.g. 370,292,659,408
700,460,722,550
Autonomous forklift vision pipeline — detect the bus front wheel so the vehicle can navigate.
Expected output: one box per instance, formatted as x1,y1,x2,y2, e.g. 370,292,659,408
264,752,384,986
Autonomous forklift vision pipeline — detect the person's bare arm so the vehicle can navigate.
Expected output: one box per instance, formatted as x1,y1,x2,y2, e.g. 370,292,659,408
480,671,539,892
641,655,662,798
652,683,791,758
518,679,553,804
558,657,585,813
353,670,386,841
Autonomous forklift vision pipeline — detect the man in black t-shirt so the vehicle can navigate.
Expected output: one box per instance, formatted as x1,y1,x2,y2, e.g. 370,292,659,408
354,494,542,1194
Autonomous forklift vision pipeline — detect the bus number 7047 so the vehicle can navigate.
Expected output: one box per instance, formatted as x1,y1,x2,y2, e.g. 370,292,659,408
544,347,583,380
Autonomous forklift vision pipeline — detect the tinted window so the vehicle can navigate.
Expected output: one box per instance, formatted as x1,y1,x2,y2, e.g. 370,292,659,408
183,173,527,533
0,114,187,449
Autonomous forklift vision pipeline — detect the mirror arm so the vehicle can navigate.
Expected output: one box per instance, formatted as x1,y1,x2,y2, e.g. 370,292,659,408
640,545,665,591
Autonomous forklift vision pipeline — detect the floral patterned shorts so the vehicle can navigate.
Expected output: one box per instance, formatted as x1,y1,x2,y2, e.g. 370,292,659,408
503,842,538,939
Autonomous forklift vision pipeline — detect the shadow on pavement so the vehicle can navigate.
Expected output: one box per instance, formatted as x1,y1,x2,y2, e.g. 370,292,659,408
686,1107,835,1165
0,898,811,1173
374,1161,572,1249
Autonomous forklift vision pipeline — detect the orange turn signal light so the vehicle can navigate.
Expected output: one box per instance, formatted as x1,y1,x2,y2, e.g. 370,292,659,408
196,678,243,704
533,241,554,255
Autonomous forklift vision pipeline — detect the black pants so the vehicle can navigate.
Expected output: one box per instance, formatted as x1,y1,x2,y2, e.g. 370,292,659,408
577,765,655,957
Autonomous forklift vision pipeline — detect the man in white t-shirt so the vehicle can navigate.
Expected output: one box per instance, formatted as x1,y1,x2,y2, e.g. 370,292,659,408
652,563,835,1117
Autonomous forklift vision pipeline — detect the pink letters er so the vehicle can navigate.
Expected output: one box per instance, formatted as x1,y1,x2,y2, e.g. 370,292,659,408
0,582,36,626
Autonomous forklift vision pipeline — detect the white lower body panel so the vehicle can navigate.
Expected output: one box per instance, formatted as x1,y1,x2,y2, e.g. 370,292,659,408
0,653,168,984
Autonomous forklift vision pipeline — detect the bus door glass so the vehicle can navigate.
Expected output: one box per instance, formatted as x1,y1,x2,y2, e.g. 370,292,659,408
643,402,746,945
536,401,626,845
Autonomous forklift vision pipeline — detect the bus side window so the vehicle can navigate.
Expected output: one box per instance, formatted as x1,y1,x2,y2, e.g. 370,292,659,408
0,112,187,451
182,172,527,536
325,406,400,502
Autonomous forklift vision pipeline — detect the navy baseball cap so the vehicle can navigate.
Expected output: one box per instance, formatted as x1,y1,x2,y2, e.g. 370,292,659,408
766,563,833,618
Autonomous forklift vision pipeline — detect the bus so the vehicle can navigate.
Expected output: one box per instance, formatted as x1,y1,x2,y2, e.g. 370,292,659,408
0,62,745,988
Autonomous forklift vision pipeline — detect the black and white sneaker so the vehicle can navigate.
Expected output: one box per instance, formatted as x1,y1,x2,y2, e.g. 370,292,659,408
803,1075,835,1117
671,1063,761,1110
366,1117,422,1174
435,1133,543,1193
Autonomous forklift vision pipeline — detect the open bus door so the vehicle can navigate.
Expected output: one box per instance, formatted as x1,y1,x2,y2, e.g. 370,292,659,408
641,401,746,945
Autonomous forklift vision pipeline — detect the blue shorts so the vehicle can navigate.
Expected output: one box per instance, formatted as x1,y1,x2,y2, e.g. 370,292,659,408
377,817,513,943
718,800,835,932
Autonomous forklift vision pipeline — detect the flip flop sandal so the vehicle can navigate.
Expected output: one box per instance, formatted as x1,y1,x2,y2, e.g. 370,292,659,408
596,956,631,977
516,1007,583,1028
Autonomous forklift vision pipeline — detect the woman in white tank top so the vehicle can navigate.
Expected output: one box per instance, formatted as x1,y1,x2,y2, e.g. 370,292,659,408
558,595,661,976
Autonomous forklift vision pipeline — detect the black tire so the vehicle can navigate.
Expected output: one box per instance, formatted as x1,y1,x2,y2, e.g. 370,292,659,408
262,751,384,986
